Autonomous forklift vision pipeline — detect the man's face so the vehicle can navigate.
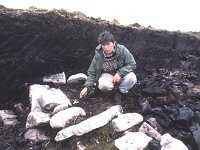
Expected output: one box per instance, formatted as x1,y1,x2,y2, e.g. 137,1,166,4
101,42,114,54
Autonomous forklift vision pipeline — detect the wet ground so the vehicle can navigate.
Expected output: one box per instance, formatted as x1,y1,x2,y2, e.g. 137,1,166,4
1,67,200,150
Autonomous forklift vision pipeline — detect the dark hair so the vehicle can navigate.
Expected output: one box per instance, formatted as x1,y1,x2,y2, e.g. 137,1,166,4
98,30,115,44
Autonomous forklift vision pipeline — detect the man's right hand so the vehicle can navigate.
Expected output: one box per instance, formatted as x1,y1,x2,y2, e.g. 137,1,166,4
80,87,88,98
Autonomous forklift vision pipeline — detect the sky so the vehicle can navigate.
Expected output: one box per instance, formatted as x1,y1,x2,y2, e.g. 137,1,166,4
0,0,199,32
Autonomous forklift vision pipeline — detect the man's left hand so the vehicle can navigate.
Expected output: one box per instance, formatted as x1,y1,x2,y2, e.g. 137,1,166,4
112,72,121,83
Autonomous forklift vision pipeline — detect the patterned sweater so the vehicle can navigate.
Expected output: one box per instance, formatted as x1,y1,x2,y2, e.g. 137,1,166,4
102,53,118,75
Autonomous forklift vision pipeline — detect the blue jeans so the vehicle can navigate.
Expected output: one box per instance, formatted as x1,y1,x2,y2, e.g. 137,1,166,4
98,72,137,93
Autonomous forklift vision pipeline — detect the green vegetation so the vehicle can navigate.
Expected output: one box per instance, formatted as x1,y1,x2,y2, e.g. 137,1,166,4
81,124,118,150
51,8,68,15
112,18,120,25
28,6,38,11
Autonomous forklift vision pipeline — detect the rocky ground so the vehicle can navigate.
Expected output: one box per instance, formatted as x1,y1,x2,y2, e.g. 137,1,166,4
0,5,200,150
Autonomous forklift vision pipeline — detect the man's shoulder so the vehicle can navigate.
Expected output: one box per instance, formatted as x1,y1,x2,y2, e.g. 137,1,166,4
117,44,128,54
94,45,103,58
117,44,126,50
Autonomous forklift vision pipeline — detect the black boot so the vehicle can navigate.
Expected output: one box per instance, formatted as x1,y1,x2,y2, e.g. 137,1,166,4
113,89,122,105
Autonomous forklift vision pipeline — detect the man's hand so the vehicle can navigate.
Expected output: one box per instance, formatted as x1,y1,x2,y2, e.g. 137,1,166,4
112,72,121,83
80,87,88,98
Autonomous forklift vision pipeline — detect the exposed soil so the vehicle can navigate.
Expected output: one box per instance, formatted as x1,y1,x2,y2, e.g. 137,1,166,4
0,5,200,150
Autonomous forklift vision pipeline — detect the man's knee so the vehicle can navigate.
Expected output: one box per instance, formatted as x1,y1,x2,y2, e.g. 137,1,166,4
98,84,113,92
125,72,137,83
119,72,137,93
98,73,114,92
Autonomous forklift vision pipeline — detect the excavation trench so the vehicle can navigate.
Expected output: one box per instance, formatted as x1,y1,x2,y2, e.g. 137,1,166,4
0,6,200,150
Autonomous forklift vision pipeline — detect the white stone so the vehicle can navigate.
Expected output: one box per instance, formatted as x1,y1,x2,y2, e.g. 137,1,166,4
67,73,87,84
112,113,143,132
40,87,71,111
3,119,20,126
146,117,161,130
29,84,48,112
0,110,17,120
115,132,152,150
24,128,49,142
0,110,19,126
55,105,123,141
160,133,188,150
26,111,50,128
50,107,86,128
43,72,66,84
139,122,161,141
29,84,71,112
52,103,70,115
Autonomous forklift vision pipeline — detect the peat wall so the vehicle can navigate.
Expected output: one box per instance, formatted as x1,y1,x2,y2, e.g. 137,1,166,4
0,6,200,104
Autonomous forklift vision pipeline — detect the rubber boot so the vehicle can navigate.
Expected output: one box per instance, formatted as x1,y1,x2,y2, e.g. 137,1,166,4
113,89,122,105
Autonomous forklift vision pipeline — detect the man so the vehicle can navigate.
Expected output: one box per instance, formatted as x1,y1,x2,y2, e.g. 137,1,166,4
80,31,137,103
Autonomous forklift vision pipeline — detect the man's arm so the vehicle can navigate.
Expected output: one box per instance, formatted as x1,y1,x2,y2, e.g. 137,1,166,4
81,56,97,97
118,46,136,77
